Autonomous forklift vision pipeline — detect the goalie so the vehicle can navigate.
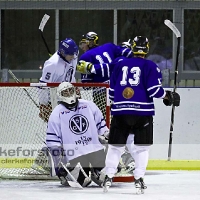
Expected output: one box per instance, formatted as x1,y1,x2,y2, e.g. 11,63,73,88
46,82,109,187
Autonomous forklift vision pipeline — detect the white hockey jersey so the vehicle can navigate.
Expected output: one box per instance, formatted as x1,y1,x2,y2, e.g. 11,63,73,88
38,52,77,105
46,99,108,161
40,52,77,83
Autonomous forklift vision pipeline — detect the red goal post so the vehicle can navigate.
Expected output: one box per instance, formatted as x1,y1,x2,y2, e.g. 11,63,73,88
0,82,134,182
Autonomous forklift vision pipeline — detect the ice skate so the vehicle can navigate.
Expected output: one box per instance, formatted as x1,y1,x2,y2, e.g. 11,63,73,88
102,175,112,193
135,177,147,194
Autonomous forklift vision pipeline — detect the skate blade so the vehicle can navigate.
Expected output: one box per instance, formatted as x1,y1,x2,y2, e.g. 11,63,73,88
136,188,144,195
103,186,109,193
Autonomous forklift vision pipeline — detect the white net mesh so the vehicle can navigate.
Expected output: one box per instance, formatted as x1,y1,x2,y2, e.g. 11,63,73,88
0,83,110,179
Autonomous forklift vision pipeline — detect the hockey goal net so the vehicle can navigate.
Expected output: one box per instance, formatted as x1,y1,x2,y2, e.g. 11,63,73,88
0,82,133,182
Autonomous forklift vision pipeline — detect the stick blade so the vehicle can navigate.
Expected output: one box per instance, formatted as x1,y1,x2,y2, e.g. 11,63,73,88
67,181,83,189
164,19,181,38
39,14,50,32
61,162,83,189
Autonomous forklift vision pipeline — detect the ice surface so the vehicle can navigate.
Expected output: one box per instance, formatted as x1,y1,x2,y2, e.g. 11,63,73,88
0,170,200,200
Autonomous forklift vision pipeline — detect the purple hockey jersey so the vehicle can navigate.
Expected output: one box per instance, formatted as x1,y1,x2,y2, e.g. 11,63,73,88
109,57,166,116
80,43,133,83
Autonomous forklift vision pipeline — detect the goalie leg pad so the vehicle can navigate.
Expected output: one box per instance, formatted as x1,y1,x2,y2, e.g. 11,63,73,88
69,156,91,187
90,168,104,186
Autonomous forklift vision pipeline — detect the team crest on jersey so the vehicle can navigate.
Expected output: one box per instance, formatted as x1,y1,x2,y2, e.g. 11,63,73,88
122,87,134,99
69,114,89,135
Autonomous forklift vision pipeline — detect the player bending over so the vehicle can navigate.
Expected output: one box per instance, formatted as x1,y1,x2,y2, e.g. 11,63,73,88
102,36,180,194
46,82,109,187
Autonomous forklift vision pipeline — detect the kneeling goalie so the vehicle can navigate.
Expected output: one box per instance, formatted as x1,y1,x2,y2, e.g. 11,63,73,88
46,82,109,187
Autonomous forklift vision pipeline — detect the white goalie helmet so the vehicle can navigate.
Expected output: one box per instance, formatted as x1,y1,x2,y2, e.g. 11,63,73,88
57,82,77,105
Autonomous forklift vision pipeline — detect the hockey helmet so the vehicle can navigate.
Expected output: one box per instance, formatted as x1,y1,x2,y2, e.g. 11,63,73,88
79,32,98,49
58,38,78,58
131,36,149,55
57,82,77,107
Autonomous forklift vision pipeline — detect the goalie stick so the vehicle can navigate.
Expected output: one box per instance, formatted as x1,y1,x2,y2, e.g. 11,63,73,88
164,19,181,161
60,162,83,189
39,14,52,57
36,133,83,189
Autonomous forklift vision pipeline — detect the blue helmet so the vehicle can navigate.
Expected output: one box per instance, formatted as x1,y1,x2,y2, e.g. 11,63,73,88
58,38,78,57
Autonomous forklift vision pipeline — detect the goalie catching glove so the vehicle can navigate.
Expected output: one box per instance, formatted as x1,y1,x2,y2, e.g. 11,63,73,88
163,90,180,107
39,102,52,122
76,60,93,74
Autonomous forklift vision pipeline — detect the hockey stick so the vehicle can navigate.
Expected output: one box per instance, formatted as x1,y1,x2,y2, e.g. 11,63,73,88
36,133,83,188
8,69,39,108
61,162,83,189
164,19,181,161
39,14,52,57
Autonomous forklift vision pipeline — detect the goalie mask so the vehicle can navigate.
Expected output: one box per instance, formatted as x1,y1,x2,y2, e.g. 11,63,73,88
79,32,98,51
57,82,78,109
131,36,149,55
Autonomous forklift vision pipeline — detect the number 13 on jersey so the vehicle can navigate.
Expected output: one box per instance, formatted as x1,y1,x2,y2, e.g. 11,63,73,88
120,66,141,86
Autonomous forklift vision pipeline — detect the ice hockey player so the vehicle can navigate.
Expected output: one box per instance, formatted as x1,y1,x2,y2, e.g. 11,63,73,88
77,34,135,172
102,36,180,194
46,82,109,187
38,38,79,123
76,31,133,84
78,32,98,53
76,31,133,120
32,38,79,174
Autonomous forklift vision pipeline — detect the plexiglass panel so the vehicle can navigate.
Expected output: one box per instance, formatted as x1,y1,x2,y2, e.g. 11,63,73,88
184,10,200,71
1,10,55,70
118,10,173,72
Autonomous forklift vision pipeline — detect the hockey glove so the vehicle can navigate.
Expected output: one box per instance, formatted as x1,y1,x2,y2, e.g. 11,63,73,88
163,90,180,107
98,130,109,144
75,87,81,99
76,60,93,74
39,103,52,122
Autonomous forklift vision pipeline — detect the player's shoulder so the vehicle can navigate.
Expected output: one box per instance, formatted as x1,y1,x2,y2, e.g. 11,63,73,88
145,58,159,69
78,99,93,105
113,56,131,64
101,42,117,49
43,53,60,69
49,104,63,120
78,99,97,108
79,50,92,61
